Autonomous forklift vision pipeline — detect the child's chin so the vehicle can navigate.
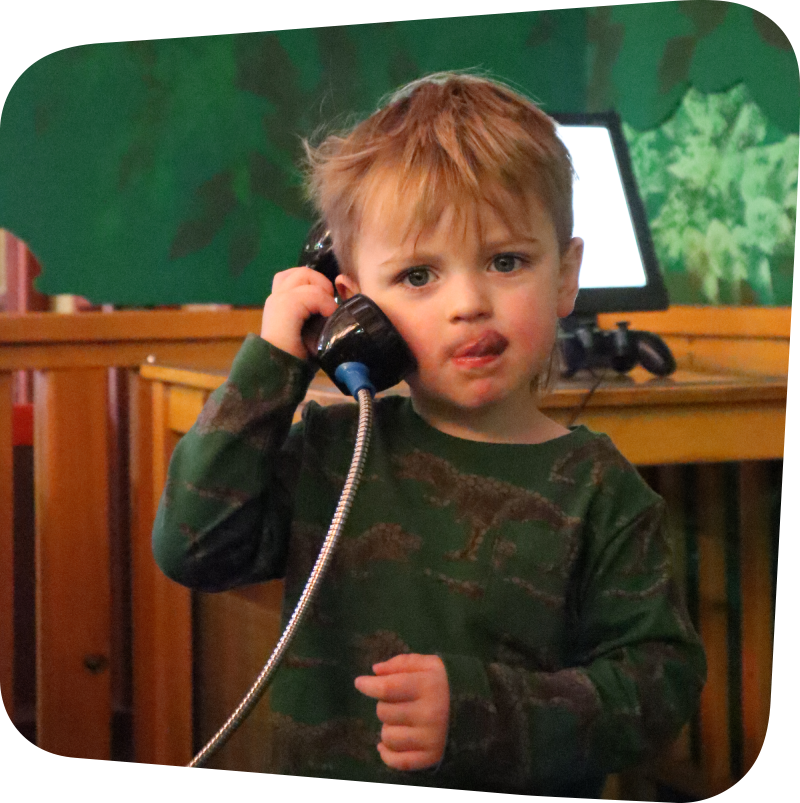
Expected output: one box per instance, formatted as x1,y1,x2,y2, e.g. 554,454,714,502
410,374,527,414
432,387,511,412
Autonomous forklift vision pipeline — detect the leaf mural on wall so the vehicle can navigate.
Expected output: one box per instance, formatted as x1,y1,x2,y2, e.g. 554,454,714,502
0,5,795,305
586,6,624,113
595,2,799,136
658,35,698,96
624,84,798,305
236,32,309,160
657,2,728,95
247,151,306,219
169,170,237,260
165,27,370,277
387,47,420,92
228,202,263,278
525,11,558,49
118,41,168,190
314,26,367,123
161,33,313,275
752,9,793,51
680,0,729,35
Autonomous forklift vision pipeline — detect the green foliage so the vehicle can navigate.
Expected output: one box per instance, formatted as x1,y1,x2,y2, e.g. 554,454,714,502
624,85,797,305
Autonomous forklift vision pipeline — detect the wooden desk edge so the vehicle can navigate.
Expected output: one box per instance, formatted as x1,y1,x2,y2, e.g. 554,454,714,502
139,363,788,409
139,363,228,391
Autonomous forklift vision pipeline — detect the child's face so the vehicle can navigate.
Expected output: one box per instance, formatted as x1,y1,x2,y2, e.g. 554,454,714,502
336,186,583,420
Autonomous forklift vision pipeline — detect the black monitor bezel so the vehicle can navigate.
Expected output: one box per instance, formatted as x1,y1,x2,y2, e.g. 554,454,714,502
553,111,669,316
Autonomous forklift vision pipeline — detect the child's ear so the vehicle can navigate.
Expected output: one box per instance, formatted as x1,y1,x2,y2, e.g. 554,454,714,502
335,274,360,301
557,237,583,318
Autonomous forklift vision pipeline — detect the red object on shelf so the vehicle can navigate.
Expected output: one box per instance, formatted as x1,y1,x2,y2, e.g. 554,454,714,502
4,233,48,313
4,232,49,405
13,404,33,447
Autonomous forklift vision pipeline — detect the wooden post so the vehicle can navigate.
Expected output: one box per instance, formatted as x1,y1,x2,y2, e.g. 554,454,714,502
0,373,14,723
696,464,732,794
152,378,194,765
130,369,156,763
739,462,774,773
129,374,192,765
33,369,112,758
657,465,695,763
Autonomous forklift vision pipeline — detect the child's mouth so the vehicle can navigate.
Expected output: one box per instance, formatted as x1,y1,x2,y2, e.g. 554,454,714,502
451,331,509,363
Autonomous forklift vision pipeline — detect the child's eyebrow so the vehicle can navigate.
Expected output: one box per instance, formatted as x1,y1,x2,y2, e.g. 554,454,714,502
377,251,439,269
482,236,541,250
374,237,542,270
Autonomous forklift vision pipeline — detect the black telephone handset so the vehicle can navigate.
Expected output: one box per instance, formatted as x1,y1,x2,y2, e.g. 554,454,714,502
299,223,417,395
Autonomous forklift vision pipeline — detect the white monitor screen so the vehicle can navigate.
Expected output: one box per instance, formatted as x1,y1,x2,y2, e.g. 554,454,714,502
555,124,648,290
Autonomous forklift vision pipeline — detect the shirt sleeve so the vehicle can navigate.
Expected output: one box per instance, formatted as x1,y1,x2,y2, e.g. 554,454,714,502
436,498,707,796
151,333,318,592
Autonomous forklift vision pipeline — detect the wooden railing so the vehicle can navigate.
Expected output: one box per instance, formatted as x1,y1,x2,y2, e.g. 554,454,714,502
0,308,261,758
0,304,790,792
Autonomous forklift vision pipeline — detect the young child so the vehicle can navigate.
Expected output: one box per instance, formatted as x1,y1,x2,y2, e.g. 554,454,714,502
152,73,706,798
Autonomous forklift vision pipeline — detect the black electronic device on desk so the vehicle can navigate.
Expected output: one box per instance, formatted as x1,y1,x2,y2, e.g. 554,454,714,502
559,318,675,378
553,112,676,378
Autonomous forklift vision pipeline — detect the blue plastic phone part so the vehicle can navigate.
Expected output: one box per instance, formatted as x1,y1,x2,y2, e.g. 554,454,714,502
334,362,376,398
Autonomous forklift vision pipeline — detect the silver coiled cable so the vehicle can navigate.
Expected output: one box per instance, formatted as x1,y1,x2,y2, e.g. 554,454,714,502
188,387,374,768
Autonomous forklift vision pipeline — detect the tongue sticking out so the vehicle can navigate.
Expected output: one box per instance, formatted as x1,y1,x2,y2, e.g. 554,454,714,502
457,331,509,358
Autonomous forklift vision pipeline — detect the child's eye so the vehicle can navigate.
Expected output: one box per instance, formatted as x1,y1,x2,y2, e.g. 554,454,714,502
491,253,525,273
401,267,433,287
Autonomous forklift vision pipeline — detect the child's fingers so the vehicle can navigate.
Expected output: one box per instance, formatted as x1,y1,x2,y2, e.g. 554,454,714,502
375,700,415,726
376,742,437,772
353,674,384,700
260,280,339,359
271,266,334,295
264,283,338,326
372,653,438,675
284,283,339,319
380,724,423,753
354,673,418,702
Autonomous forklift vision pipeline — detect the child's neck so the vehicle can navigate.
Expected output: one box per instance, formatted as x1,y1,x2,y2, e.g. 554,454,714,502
409,392,570,445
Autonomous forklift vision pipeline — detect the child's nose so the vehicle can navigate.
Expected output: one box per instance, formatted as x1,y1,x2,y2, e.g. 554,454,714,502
447,274,492,322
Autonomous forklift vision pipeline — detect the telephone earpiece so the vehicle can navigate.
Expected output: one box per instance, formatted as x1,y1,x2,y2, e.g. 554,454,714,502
299,223,342,296
299,223,417,395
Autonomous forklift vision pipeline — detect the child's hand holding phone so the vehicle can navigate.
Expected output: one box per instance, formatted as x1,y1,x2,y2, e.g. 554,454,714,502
355,653,450,771
260,266,338,360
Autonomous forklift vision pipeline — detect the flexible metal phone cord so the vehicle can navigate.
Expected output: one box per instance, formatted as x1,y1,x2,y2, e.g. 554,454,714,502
188,387,374,768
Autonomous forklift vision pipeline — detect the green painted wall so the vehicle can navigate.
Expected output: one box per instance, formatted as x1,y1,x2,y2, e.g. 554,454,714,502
0,2,796,306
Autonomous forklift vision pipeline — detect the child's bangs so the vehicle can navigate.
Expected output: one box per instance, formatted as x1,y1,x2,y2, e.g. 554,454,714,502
356,157,543,251
356,160,481,245
306,73,576,266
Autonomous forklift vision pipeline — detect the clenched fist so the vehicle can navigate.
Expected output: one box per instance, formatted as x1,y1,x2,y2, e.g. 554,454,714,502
355,653,450,771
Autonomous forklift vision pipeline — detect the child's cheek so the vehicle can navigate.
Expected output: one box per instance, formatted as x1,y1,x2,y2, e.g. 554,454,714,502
395,319,437,371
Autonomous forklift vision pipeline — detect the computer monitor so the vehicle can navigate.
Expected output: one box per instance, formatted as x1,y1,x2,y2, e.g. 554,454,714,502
554,112,669,318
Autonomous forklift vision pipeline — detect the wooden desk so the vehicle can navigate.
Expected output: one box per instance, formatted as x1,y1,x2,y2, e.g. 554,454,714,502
131,363,786,795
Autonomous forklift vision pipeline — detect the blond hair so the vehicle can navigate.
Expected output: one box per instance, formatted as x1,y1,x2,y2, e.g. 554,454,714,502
302,72,575,274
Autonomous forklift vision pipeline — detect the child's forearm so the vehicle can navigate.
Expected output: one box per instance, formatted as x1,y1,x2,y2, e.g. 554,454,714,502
151,334,316,591
432,503,706,794
434,628,704,795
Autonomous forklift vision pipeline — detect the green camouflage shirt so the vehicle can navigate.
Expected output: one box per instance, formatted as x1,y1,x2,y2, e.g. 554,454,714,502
153,334,706,798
